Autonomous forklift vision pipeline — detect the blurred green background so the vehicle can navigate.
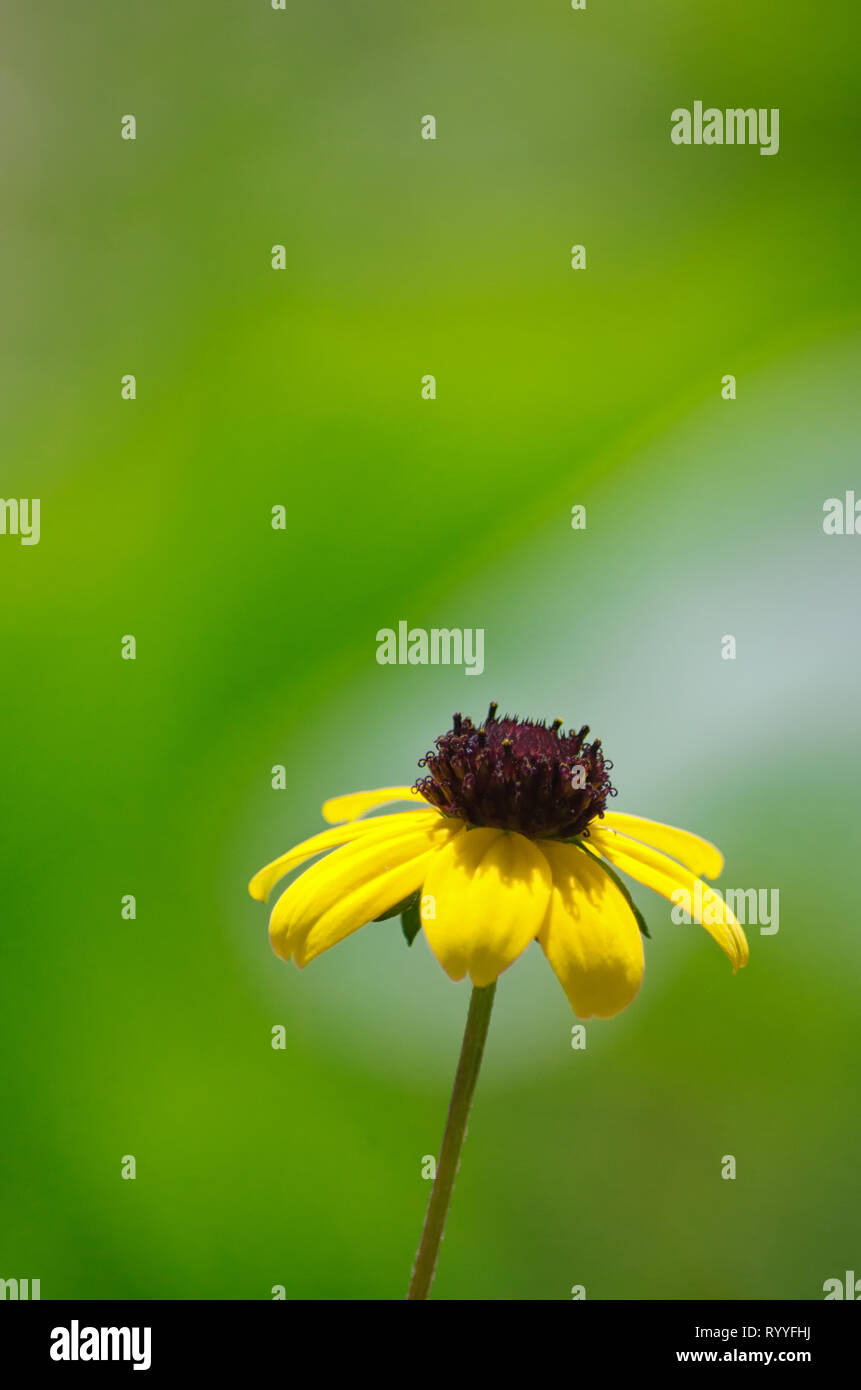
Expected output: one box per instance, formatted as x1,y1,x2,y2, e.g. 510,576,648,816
2,0,860,1300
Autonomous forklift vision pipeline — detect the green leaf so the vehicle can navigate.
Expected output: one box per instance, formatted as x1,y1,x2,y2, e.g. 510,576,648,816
571,839,652,939
400,896,423,947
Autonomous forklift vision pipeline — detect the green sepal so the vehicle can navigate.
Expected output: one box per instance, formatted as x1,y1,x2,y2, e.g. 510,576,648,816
400,895,423,947
568,838,652,939
373,890,420,924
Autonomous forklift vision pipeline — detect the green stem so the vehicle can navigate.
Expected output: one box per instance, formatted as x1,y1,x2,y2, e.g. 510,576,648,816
406,982,497,1300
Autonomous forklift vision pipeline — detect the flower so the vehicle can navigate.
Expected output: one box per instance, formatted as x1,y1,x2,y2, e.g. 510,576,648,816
249,706,748,1018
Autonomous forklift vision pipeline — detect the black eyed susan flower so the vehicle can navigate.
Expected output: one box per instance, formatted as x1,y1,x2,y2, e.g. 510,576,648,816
250,704,749,1299
249,704,748,1019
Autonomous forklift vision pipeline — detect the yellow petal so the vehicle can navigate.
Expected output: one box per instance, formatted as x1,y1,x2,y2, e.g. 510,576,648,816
268,812,446,962
598,811,724,879
537,840,644,1019
249,816,403,903
587,828,749,972
421,829,553,987
321,786,428,824
295,820,462,968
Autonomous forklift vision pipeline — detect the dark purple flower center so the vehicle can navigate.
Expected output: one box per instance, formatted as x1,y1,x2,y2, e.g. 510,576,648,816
415,703,616,839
